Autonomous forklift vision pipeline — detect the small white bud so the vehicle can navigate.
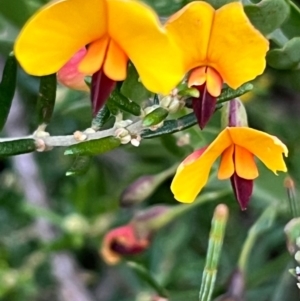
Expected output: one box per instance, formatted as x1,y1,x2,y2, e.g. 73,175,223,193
73,131,87,142
84,127,96,134
115,128,131,144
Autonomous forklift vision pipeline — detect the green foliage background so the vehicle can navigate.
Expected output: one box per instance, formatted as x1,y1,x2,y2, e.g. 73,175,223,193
1,0,300,300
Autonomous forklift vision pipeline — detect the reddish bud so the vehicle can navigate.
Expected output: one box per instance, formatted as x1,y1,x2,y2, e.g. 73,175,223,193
221,98,248,128
120,175,156,207
101,225,150,265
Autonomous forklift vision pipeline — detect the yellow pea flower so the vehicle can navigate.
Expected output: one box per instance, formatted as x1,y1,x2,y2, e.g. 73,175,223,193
171,127,288,209
165,1,269,128
14,0,182,95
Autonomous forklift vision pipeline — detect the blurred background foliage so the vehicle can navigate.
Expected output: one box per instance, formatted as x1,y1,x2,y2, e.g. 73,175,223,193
1,0,300,300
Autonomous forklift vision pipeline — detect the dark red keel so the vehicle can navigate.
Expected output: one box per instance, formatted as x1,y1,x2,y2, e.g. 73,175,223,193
192,83,217,129
230,172,253,210
91,69,116,116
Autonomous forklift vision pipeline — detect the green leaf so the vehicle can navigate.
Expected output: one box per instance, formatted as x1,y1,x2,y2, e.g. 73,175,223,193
142,112,197,138
120,63,152,102
217,83,253,104
91,105,110,130
142,107,169,127
0,53,17,131
127,261,168,298
267,37,300,70
36,74,57,125
64,136,121,156
106,96,120,116
108,89,141,116
0,139,36,156
244,0,290,35
282,1,300,39
66,156,92,176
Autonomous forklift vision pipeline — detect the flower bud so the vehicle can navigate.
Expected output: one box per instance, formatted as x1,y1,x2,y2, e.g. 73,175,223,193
115,128,131,144
221,98,248,129
284,176,300,218
120,175,158,207
160,95,184,114
100,224,150,265
120,166,177,207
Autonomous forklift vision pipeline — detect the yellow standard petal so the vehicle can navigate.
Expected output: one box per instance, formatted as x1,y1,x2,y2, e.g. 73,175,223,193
208,2,269,89
228,127,288,174
171,130,232,203
14,0,107,76
165,2,214,74
108,0,185,94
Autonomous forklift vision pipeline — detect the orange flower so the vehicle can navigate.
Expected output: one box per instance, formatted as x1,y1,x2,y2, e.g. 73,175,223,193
171,127,288,209
164,2,269,128
14,0,180,93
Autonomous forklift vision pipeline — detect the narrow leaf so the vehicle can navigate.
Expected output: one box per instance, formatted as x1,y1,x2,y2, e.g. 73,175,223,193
0,53,17,131
142,112,197,139
66,155,92,176
142,107,169,127
217,83,253,104
0,139,36,156
91,105,110,130
109,89,141,116
64,136,120,156
36,73,57,125
127,261,168,298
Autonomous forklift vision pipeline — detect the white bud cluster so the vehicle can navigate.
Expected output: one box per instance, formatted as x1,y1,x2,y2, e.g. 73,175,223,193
160,90,185,114
114,121,142,147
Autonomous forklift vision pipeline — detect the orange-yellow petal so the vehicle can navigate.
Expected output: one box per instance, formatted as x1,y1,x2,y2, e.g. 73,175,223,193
165,2,214,72
206,67,223,97
104,39,128,81
227,127,288,174
79,36,109,74
171,130,232,203
188,66,207,87
14,0,107,76
218,144,234,180
234,145,258,179
208,2,269,89
107,0,184,95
